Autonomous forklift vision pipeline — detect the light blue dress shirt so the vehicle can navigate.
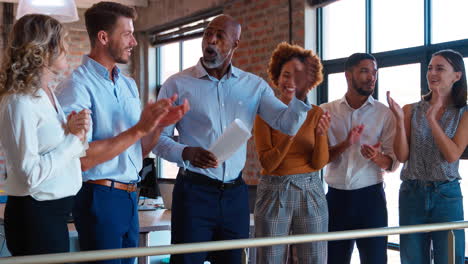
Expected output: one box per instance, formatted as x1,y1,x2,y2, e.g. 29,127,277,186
57,56,142,183
154,60,311,182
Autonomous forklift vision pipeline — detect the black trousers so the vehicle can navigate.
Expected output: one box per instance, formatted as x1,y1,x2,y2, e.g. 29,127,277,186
327,183,388,264
5,195,74,256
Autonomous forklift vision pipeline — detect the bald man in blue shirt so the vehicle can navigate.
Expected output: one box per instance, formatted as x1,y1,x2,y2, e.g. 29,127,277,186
154,14,316,264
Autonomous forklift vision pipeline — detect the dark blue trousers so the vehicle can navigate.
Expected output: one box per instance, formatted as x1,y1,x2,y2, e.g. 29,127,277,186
73,182,139,264
170,171,250,264
327,183,388,264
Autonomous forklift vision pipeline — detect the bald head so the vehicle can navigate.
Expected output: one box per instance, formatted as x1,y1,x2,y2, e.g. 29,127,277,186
208,15,241,41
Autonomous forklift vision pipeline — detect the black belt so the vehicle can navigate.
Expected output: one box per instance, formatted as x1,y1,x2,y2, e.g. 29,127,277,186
181,169,244,190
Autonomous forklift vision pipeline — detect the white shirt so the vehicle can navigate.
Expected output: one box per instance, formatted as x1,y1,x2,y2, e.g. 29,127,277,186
0,89,85,201
320,96,398,190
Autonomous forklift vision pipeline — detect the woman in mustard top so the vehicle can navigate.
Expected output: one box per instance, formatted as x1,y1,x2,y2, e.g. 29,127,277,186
254,42,330,264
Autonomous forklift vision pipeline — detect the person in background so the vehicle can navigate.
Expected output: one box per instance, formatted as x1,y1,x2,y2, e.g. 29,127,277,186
57,2,188,264
153,15,315,264
0,14,90,256
387,49,468,264
253,42,330,264
321,53,399,264
0,143,5,184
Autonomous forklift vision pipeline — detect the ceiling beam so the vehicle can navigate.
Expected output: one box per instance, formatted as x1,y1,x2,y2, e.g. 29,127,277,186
0,0,148,8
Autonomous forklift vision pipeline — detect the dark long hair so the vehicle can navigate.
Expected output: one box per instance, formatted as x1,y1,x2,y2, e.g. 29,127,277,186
423,49,467,108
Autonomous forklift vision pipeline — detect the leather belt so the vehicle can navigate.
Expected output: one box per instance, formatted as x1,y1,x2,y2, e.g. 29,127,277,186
182,170,243,190
86,179,137,192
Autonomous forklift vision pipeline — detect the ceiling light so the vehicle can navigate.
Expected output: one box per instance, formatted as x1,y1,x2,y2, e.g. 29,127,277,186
16,0,79,23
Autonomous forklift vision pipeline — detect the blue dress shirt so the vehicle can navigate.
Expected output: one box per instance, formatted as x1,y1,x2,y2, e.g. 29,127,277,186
153,60,311,182
57,56,142,183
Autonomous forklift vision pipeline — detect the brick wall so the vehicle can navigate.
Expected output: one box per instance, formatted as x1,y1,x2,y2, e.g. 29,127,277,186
64,30,90,76
224,0,306,184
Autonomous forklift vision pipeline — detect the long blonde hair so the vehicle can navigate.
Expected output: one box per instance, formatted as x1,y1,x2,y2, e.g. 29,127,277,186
0,14,66,99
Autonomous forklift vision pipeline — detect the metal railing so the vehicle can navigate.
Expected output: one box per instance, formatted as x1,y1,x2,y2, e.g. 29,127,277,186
0,221,467,264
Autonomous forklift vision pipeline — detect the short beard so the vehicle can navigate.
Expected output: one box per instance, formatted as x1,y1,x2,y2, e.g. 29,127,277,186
352,78,374,96
201,57,224,69
109,45,129,64
202,48,232,69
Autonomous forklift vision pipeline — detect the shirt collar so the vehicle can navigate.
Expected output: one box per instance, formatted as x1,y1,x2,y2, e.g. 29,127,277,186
339,94,376,109
193,59,239,80
82,55,121,81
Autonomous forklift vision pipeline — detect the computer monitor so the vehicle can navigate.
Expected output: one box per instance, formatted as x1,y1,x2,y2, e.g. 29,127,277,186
138,158,159,210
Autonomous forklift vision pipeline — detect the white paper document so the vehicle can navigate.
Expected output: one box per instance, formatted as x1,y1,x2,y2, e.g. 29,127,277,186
209,119,252,163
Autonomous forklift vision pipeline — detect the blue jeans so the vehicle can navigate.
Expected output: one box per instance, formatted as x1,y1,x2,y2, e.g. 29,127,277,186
399,179,465,264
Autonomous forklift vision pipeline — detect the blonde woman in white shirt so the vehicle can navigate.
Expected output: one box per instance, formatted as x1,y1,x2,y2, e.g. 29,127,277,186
0,14,90,256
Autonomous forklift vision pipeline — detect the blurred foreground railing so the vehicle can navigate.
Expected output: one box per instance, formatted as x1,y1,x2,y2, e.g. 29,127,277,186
0,221,467,264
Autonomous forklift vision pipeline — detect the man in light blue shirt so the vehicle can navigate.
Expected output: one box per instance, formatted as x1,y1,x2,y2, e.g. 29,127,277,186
57,2,187,264
153,15,313,264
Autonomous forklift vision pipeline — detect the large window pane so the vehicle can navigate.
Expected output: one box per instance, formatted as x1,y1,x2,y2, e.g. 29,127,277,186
377,64,421,247
372,0,423,53
322,0,365,60
327,72,347,102
432,0,468,44
160,42,180,83
377,63,421,106
182,38,202,69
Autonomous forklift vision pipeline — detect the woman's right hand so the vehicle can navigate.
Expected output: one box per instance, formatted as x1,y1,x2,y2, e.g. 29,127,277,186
386,91,404,121
67,109,91,142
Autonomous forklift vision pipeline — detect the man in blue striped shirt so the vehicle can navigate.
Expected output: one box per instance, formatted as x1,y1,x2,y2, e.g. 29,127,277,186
154,14,315,264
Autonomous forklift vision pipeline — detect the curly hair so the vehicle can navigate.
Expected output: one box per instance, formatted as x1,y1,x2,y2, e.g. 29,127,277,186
0,14,66,99
268,42,323,89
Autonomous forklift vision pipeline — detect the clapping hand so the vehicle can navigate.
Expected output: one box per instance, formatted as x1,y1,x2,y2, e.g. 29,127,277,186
316,111,331,136
67,109,91,142
386,91,404,121
426,90,443,122
157,94,190,128
361,142,382,160
295,57,319,101
347,124,364,146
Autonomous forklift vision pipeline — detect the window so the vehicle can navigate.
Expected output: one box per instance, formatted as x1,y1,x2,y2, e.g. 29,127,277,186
317,0,468,259
322,0,365,60
432,0,468,44
152,14,218,179
372,0,424,53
